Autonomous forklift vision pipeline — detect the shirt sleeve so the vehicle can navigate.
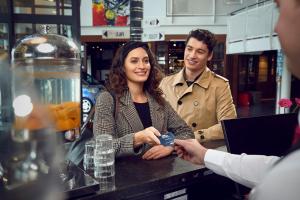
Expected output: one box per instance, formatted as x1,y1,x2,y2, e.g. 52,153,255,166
204,149,279,188
93,91,139,157
249,150,300,200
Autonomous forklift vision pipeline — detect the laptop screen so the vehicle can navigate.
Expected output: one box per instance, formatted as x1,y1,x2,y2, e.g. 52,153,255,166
221,113,298,156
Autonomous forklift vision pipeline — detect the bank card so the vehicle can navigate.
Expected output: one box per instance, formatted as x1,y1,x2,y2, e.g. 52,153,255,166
159,132,175,146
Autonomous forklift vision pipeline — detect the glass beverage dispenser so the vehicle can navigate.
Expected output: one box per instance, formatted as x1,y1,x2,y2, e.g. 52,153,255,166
12,34,81,137
1,33,81,199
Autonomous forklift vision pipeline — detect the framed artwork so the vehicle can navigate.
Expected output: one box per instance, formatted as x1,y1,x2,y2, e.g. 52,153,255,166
92,0,130,26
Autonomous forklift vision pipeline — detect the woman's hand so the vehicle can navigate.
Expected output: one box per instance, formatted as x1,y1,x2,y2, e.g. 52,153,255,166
134,126,161,147
142,145,173,160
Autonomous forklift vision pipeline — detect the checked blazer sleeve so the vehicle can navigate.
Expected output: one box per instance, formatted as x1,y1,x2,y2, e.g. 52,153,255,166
93,91,138,157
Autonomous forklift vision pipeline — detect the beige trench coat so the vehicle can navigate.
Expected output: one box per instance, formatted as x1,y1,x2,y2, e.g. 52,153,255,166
160,67,237,142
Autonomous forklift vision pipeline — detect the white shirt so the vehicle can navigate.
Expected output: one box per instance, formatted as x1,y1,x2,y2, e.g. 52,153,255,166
204,149,300,199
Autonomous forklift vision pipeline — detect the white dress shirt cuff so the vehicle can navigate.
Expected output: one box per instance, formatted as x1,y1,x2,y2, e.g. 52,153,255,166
204,149,228,176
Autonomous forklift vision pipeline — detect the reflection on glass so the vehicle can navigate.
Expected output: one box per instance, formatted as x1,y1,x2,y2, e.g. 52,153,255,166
13,0,33,14
14,6,32,14
15,23,33,41
98,175,115,192
0,0,8,14
36,7,57,15
0,23,9,53
13,0,73,15
0,53,11,129
60,8,72,16
60,24,72,38
14,23,72,41
36,24,58,34
60,0,72,7
34,0,56,6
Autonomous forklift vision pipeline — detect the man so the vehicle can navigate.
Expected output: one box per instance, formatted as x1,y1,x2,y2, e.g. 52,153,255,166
174,1,300,199
160,29,236,143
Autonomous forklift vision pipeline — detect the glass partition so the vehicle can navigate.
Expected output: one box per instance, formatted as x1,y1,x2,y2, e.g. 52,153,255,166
14,23,33,41
0,23,8,54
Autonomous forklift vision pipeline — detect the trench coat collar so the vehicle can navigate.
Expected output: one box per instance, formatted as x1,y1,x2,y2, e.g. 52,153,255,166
119,89,164,132
172,67,212,89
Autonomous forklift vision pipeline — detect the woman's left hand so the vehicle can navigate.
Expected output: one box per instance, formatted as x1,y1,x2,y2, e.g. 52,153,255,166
142,145,174,160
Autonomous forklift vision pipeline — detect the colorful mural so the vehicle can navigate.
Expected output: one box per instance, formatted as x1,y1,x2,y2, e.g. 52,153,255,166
92,0,130,26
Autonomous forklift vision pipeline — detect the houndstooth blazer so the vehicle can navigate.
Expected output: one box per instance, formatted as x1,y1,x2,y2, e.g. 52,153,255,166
93,89,194,157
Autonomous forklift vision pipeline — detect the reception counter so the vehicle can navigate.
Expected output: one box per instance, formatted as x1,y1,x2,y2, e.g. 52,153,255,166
67,154,212,200
2,143,234,200
63,141,236,200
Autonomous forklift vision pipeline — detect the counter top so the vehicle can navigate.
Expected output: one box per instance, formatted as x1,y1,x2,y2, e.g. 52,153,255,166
71,154,209,200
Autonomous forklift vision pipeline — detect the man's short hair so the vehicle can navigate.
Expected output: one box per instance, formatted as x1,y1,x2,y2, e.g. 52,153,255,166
186,29,217,53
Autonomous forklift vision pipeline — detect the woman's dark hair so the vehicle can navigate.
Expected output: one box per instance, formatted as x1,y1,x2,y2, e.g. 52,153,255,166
107,41,165,105
186,29,217,53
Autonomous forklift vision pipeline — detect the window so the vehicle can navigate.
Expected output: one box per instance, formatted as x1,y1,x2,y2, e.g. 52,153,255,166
13,0,72,16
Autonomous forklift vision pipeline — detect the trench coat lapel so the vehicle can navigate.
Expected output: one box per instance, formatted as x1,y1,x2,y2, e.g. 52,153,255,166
173,67,212,100
194,67,212,89
172,69,194,100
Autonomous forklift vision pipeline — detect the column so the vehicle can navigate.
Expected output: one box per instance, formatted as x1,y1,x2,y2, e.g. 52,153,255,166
130,0,143,41
276,50,291,114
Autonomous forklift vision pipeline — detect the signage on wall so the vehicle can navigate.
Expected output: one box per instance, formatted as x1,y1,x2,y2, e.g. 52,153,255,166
142,32,165,42
102,30,130,39
143,18,160,27
142,17,171,28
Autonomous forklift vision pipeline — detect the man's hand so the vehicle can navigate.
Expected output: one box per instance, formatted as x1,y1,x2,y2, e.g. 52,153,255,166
174,139,208,165
142,145,173,160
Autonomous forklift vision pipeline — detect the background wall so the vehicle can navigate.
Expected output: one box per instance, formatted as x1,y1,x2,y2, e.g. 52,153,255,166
80,0,261,36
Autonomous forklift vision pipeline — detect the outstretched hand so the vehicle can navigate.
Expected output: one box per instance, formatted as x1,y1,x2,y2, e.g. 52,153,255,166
134,126,161,147
174,139,208,165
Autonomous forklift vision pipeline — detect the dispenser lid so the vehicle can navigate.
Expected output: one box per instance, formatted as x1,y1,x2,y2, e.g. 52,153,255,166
12,34,80,61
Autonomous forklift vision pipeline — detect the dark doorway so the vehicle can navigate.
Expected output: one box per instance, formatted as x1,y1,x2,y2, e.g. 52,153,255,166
237,50,277,106
86,42,125,84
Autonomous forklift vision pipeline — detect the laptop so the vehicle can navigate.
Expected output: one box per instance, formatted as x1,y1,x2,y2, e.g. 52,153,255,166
221,113,298,156
221,113,298,196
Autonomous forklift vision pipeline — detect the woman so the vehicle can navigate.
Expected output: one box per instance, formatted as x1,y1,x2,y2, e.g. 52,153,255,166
93,41,194,159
